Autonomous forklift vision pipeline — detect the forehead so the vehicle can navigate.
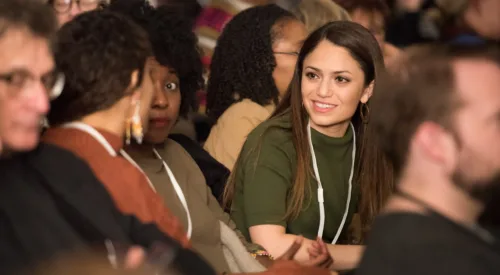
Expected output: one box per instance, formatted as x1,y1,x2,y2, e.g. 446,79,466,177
453,59,500,113
0,27,54,75
304,40,362,72
273,20,307,49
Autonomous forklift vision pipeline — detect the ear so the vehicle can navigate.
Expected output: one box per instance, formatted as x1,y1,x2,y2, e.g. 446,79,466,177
129,70,139,91
360,80,374,104
413,121,458,174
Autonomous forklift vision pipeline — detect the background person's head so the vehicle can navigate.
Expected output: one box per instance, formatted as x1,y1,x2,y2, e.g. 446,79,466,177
292,0,351,34
0,0,58,153
372,44,500,205
334,0,390,48
47,10,154,139
109,0,203,145
48,0,103,27
206,4,307,121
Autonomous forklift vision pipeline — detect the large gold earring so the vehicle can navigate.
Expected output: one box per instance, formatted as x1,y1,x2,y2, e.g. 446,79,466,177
360,103,370,124
125,101,143,145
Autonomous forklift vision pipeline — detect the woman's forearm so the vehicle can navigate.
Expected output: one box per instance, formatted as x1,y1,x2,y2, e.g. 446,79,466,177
255,233,364,270
326,244,365,271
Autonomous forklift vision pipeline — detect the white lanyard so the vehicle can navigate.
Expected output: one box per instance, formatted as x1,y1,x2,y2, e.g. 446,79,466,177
61,122,192,239
307,121,356,244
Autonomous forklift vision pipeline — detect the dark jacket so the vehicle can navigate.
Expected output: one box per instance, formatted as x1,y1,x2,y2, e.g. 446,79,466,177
0,143,214,275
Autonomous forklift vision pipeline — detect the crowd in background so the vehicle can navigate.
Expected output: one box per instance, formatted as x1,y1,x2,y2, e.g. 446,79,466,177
0,0,499,275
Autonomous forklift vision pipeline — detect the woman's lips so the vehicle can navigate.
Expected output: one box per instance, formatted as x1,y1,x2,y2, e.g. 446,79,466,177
149,118,171,128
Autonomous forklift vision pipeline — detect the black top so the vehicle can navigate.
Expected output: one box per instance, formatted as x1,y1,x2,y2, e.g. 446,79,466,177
0,143,215,275
356,212,500,275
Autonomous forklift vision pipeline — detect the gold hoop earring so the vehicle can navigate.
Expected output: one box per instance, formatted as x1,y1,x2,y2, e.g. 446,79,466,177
360,103,370,124
125,101,143,145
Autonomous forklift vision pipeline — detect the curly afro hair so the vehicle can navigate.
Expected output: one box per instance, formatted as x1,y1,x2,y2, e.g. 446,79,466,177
108,0,204,117
206,4,298,121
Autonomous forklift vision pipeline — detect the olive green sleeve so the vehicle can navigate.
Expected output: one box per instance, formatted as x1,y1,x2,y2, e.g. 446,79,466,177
240,135,293,228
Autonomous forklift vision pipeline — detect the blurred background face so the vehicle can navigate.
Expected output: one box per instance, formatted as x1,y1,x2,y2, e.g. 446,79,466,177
144,60,181,144
52,0,100,27
272,19,307,97
448,60,500,203
0,28,54,152
350,8,385,48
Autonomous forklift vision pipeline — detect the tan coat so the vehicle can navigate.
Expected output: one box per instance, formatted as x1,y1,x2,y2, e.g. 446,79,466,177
127,139,262,274
204,99,275,171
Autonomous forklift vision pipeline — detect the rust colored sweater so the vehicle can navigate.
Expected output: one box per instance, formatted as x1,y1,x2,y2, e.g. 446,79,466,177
42,127,190,248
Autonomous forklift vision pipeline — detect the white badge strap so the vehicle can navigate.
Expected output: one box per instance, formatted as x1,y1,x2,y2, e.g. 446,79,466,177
119,149,156,192
62,122,118,157
308,121,356,244
152,148,192,239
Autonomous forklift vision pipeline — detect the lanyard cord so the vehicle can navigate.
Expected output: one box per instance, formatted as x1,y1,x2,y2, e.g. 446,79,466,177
307,121,356,244
61,122,192,239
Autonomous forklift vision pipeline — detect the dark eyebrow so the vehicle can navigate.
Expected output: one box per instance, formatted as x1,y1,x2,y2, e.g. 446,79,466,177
332,70,352,75
305,66,321,72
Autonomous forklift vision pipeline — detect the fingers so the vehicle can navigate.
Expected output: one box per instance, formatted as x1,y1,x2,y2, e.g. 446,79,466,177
124,246,145,269
278,236,304,260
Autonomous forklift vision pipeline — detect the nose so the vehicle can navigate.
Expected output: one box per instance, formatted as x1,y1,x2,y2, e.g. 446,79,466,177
316,78,333,98
28,81,50,116
152,84,169,109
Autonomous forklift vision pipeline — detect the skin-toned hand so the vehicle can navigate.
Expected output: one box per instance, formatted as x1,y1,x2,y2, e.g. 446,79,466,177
278,236,334,269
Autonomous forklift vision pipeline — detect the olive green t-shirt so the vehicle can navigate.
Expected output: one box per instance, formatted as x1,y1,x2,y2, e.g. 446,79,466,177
230,113,359,243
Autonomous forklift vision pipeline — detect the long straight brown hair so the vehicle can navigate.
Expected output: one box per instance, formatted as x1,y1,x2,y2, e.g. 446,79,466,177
224,21,394,238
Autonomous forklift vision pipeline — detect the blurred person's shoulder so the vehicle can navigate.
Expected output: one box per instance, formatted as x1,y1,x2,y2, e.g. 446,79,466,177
357,212,500,275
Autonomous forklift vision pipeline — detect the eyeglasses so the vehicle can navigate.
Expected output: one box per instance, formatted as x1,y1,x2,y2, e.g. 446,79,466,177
273,51,300,57
52,0,100,14
0,70,65,100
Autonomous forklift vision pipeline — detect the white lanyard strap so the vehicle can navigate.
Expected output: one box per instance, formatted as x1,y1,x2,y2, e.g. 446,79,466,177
151,148,192,239
307,121,356,244
61,122,192,239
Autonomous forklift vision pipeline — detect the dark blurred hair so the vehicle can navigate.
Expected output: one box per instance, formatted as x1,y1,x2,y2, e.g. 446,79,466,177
108,0,203,117
0,0,57,44
47,10,152,125
334,0,390,21
226,21,394,240
206,4,298,121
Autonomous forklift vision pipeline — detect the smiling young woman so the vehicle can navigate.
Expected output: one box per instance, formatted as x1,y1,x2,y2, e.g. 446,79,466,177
224,21,395,271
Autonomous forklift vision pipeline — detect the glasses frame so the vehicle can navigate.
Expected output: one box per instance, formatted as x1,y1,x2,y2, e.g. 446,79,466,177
52,0,102,14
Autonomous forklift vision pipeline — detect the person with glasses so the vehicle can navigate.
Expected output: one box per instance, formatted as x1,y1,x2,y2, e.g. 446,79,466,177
48,0,103,26
204,4,307,171
0,0,64,156
0,2,215,274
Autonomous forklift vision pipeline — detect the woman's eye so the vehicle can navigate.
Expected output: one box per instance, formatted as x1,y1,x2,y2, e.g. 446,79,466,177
335,76,350,83
164,82,178,91
305,72,319,80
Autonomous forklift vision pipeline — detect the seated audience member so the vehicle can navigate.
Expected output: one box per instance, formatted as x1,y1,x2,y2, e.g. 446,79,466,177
438,0,500,44
48,0,104,27
109,0,228,202
356,43,500,275
43,9,189,247
0,2,215,274
292,0,351,33
204,4,307,171
226,21,394,272
334,0,401,66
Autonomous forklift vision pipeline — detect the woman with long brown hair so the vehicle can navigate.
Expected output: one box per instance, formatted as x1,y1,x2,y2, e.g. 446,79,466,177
225,21,394,271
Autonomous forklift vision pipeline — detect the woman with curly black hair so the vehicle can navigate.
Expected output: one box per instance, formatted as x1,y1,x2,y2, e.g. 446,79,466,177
204,4,307,171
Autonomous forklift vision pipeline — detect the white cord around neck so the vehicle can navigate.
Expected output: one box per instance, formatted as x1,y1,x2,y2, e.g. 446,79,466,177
307,121,356,244
61,122,192,239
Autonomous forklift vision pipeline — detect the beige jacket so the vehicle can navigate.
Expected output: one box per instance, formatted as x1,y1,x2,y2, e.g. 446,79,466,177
204,99,275,171
127,139,263,274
